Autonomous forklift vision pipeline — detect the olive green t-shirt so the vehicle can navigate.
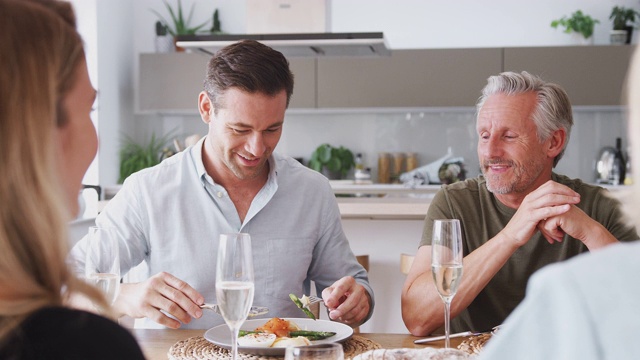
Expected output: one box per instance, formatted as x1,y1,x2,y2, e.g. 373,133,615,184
420,173,638,333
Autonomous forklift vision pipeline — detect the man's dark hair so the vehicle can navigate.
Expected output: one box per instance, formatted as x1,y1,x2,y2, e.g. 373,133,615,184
203,40,294,112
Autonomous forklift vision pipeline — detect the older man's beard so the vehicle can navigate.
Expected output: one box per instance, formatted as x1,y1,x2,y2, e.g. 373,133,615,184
482,157,545,195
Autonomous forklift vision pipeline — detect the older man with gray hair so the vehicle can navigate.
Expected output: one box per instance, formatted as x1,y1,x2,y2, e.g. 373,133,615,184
401,71,638,336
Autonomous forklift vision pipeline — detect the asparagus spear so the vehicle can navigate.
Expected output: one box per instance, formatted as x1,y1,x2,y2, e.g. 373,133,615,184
289,293,317,320
289,330,337,340
239,329,336,341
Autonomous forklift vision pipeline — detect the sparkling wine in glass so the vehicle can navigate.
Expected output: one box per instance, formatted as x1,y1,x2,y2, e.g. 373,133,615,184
84,226,120,305
431,219,463,348
216,233,254,360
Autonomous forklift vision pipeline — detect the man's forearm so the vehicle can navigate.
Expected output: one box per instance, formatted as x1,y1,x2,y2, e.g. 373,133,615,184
350,290,373,328
582,221,619,250
549,206,621,251
112,282,138,319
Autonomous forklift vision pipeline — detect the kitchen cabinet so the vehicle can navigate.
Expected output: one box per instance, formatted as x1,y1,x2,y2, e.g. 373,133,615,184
316,48,502,108
139,53,207,113
503,45,634,106
138,45,634,113
288,58,316,108
138,53,316,113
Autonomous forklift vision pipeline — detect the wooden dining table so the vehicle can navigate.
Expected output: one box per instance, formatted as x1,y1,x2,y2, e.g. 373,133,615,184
132,329,467,360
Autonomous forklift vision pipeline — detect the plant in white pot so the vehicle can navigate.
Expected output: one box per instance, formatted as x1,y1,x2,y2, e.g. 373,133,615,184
151,0,210,51
154,21,174,53
610,6,640,44
551,10,599,45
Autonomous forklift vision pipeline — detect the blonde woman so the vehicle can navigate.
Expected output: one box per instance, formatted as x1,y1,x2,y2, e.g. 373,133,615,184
479,49,640,359
0,0,144,358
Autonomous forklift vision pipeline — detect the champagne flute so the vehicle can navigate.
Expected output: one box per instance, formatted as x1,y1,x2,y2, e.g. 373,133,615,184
84,226,120,305
431,219,463,348
216,233,254,360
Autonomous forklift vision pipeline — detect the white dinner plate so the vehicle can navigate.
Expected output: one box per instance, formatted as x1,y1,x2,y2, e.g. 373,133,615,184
204,318,354,356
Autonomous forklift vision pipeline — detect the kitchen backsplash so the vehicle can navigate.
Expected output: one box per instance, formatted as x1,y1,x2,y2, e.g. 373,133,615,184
151,107,628,185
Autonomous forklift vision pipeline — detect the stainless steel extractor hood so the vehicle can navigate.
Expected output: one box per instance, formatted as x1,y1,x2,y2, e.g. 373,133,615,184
175,32,390,57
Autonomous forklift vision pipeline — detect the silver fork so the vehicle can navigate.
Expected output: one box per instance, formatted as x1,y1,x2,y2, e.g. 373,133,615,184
303,295,323,308
199,304,269,317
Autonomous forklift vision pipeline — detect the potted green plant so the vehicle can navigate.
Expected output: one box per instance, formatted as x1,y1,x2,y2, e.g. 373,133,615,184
610,6,640,44
551,10,599,45
308,144,355,180
118,133,174,184
151,0,210,51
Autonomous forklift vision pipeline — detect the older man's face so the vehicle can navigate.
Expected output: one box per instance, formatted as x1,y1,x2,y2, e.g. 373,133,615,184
477,92,552,195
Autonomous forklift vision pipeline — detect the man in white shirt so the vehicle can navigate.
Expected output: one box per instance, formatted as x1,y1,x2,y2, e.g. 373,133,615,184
71,40,373,329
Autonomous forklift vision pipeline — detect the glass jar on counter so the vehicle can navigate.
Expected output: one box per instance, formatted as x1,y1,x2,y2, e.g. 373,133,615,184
378,153,391,184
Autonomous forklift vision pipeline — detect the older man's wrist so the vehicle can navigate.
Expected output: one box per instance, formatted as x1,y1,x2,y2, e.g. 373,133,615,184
496,230,523,251
582,222,618,250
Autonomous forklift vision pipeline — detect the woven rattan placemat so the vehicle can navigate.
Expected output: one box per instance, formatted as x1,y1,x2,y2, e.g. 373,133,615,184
168,335,382,360
457,333,492,355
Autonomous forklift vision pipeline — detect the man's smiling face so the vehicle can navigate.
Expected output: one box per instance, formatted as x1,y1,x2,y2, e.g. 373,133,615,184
477,92,552,195
205,87,287,182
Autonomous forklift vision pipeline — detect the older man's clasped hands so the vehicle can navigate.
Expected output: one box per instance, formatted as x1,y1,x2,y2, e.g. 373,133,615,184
504,180,617,250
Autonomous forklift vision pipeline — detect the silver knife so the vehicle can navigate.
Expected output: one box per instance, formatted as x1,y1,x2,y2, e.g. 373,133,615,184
414,331,481,344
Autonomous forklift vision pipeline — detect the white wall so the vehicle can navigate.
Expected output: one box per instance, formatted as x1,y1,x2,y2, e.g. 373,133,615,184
71,0,134,188
133,0,640,52
96,1,135,187
69,0,98,187
332,0,640,49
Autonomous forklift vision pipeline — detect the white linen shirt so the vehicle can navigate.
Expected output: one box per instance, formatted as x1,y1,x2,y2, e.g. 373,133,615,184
71,137,373,329
479,240,640,360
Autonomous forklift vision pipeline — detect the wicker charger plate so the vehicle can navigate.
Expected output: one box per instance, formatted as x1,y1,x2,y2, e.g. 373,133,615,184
168,335,382,360
457,333,492,355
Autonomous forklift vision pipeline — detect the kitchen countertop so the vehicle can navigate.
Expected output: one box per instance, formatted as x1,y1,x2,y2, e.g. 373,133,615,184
331,182,437,220
331,182,631,220
337,196,431,220
94,183,435,221
330,181,442,195
95,182,627,221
